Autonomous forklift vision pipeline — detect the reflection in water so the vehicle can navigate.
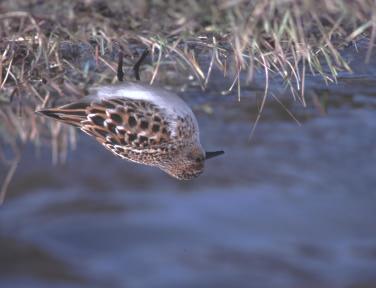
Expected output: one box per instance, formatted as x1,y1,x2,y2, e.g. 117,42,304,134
0,235,88,285
1,83,376,287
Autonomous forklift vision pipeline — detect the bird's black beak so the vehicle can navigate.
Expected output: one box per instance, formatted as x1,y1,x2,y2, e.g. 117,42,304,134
205,151,224,160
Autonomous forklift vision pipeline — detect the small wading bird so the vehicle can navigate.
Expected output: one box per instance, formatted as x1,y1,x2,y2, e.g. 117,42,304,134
37,50,224,180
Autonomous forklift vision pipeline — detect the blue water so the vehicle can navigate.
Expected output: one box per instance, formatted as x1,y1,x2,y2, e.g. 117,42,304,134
1,40,376,287
1,97,376,288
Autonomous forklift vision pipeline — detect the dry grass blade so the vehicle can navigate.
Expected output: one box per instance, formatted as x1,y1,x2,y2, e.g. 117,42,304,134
150,43,163,85
249,52,269,141
0,55,14,89
271,93,302,126
0,158,19,205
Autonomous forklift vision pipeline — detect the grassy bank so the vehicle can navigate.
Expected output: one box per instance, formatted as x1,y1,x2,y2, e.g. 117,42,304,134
0,0,374,200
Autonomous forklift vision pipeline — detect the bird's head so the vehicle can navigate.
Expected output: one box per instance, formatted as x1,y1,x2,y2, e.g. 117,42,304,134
159,142,224,180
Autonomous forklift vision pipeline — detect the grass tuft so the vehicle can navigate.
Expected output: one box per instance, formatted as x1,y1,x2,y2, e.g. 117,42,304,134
0,0,374,200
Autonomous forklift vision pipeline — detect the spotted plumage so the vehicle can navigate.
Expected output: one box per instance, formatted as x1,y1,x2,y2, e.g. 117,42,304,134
37,82,223,180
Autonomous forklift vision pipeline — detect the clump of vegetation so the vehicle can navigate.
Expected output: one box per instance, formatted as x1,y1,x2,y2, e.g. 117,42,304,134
0,0,374,201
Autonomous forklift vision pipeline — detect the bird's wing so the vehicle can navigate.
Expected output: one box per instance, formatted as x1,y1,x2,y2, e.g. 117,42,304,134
37,97,178,153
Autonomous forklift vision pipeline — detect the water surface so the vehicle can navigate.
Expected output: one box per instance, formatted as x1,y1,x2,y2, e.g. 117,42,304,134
1,44,376,288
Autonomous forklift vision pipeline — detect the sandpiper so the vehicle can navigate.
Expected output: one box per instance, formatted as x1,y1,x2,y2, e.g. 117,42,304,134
37,50,223,180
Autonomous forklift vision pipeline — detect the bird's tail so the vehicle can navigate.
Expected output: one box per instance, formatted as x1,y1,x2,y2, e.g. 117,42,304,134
36,102,88,127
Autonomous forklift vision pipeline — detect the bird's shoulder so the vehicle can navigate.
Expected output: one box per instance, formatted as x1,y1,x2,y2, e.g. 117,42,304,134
79,97,177,150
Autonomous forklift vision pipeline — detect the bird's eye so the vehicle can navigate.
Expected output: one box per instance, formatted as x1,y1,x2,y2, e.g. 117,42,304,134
195,157,203,163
